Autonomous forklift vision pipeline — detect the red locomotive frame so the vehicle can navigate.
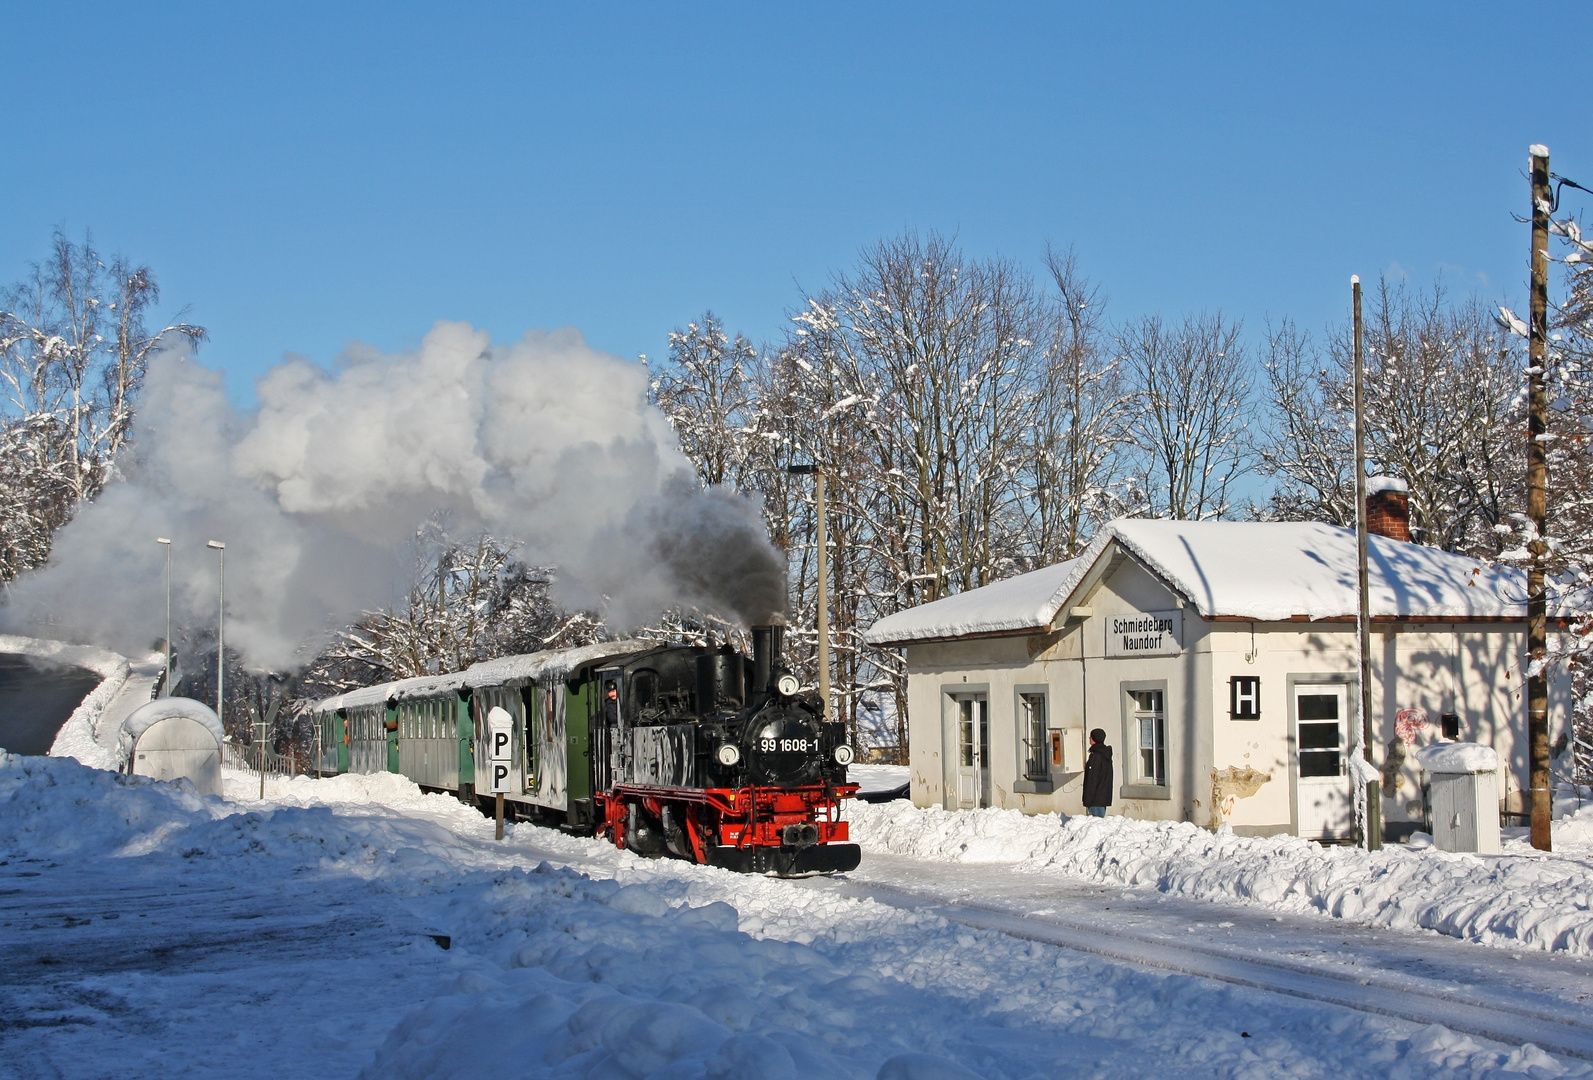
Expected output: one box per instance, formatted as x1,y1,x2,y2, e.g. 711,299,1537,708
596,782,858,869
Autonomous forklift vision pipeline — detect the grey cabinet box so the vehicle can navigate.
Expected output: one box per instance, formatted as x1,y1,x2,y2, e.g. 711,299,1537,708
1416,742,1500,855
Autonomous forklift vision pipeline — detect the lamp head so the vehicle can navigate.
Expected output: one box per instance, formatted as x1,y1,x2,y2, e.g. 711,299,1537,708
156,537,171,545
206,540,225,550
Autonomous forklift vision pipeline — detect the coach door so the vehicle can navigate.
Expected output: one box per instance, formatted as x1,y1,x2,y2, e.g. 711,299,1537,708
1294,684,1352,840
591,668,625,792
952,693,991,809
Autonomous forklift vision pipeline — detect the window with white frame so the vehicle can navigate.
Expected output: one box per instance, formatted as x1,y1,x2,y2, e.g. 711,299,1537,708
1020,692,1049,780
1128,687,1166,787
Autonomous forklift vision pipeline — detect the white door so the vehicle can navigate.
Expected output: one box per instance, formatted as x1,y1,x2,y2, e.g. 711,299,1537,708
1295,684,1351,839
954,695,991,809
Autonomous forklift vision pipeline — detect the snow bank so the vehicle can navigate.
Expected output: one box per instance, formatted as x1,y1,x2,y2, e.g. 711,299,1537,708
848,799,1593,955
0,750,220,859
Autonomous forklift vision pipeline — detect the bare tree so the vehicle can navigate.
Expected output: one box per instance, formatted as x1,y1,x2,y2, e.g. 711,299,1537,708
301,518,604,695
651,312,760,488
1122,311,1251,520
1258,280,1521,556
1257,318,1357,525
1020,245,1135,564
0,230,205,582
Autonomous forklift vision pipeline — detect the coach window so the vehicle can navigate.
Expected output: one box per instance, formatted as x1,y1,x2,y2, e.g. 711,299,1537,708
1121,683,1167,792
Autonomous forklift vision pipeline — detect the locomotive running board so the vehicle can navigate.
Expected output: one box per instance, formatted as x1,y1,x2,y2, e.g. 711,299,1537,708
706,843,861,876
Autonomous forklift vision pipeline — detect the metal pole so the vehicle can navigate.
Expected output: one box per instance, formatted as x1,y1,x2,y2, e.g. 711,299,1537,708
1352,276,1381,851
816,468,831,723
1528,144,1553,852
156,538,172,696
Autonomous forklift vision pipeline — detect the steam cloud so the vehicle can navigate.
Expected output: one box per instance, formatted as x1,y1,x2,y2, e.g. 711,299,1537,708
1,321,787,669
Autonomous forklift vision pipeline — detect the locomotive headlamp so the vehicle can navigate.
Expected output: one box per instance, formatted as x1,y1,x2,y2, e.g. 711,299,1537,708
833,744,854,766
776,673,800,697
716,743,741,766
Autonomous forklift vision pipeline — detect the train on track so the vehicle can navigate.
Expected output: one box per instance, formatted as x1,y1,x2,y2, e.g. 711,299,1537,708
309,625,860,875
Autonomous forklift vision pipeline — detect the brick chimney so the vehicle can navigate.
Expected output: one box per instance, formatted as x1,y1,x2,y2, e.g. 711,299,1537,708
1366,476,1410,542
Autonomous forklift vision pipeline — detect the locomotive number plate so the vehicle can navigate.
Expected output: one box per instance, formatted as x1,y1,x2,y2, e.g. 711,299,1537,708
760,737,812,753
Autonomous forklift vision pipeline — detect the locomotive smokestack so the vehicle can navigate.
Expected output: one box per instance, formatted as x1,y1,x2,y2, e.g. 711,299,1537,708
752,625,773,696
751,620,785,695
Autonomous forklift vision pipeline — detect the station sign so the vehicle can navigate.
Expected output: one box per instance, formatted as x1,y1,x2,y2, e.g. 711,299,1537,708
1105,609,1182,658
486,706,514,793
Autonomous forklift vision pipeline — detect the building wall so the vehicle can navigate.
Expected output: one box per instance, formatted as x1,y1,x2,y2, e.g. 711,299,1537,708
903,555,1572,836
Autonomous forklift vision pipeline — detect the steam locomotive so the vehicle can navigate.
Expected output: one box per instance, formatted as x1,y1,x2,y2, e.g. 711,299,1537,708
309,625,861,875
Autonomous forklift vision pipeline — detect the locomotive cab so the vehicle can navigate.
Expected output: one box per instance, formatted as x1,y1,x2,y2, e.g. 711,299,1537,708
588,625,860,875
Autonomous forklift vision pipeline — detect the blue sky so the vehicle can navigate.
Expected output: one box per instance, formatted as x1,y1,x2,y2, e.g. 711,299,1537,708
3,2,1588,402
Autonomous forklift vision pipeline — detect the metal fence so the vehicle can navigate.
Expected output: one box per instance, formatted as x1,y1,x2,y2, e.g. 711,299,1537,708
222,740,307,778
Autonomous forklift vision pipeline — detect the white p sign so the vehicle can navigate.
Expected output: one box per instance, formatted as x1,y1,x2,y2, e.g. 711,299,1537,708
486,706,514,794
489,762,512,794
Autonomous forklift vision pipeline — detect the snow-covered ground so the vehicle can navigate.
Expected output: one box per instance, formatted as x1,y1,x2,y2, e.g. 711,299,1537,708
5,752,1593,1079
846,790,1593,956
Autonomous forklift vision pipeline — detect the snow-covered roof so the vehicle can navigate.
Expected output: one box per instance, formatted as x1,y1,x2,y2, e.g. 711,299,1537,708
864,518,1528,646
311,640,651,713
119,697,225,754
1415,741,1500,774
461,640,651,689
315,671,470,713
864,560,1083,645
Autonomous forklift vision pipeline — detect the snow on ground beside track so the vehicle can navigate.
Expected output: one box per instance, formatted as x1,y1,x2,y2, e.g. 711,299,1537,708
847,797,1593,957
8,753,1587,1078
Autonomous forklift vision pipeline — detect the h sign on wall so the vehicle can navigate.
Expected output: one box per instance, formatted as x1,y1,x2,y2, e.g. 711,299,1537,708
1230,676,1261,720
487,706,514,793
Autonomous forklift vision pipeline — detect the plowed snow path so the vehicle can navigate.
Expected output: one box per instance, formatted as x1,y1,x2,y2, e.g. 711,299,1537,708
801,854,1593,1060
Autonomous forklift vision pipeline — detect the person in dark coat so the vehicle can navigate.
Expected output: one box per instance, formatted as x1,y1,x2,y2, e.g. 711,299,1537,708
1081,728,1112,818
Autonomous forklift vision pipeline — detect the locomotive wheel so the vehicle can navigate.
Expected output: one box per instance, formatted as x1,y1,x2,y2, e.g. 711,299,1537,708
624,801,668,856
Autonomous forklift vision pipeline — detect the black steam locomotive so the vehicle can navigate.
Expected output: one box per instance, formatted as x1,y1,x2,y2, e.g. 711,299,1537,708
310,624,861,875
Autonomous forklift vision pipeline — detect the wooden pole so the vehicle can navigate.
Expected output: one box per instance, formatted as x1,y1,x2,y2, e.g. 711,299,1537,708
816,468,831,722
495,792,505,840
1352,275,1381,850
1528,144,1553,851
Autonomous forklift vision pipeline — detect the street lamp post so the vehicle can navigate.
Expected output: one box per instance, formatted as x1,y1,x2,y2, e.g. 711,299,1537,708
206,540,241,789
155,538,172,697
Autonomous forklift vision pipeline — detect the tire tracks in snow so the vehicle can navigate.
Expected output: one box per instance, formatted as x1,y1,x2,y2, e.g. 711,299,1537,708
799,871,1593,1061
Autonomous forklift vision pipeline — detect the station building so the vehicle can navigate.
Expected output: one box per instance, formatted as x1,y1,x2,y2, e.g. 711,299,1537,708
863,487,1573,840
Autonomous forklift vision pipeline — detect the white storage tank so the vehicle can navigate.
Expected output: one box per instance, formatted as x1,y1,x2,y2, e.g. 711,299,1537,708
120,697,225,797
1415,742,1500,855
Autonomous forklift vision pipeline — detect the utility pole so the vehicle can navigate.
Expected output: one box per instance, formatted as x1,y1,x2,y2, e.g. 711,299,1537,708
1352,276,1381,851
1527,144,1553,852
815,467,831,722
786,463,831,722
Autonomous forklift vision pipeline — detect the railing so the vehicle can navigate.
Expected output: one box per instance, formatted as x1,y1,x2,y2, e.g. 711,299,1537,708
222,740,307,778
